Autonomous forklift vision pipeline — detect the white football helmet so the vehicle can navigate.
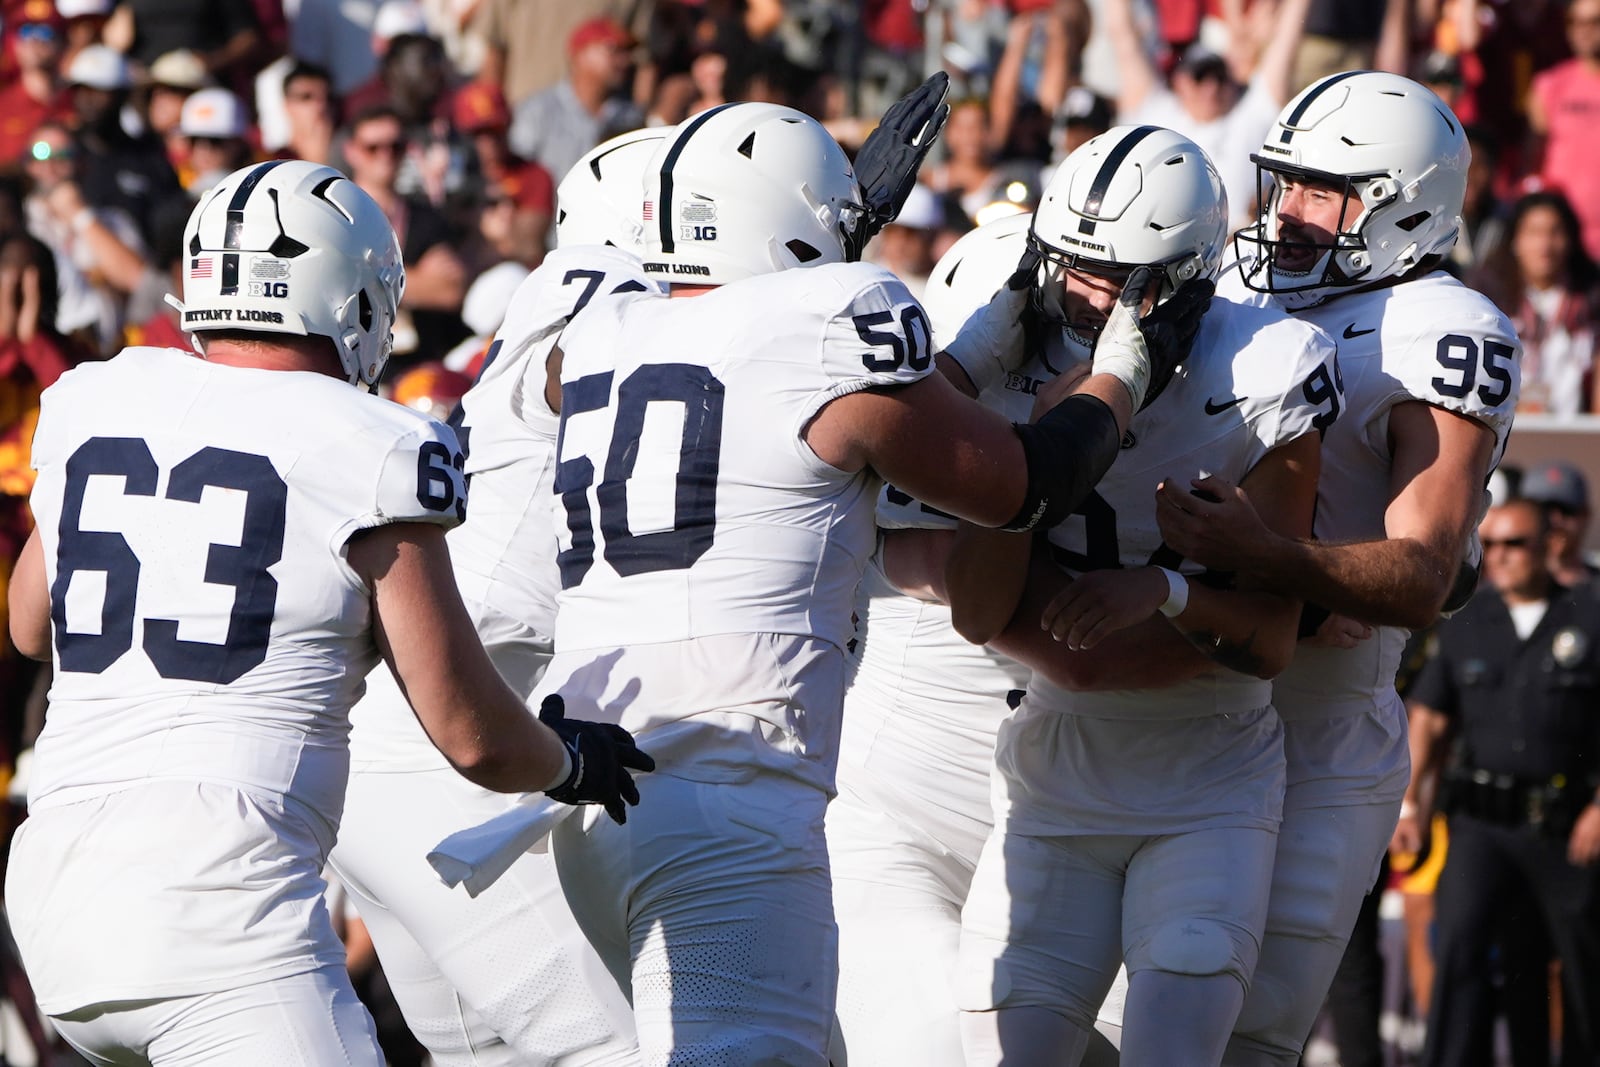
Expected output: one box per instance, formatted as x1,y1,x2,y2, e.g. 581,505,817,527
640,102,866,284
177,159,405,387
556,126,671,250
1028,124,1227,340
1236,70,1469,309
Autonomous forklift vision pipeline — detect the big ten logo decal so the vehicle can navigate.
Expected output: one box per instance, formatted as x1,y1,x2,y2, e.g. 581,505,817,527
248,258,291,298
680,199,717,241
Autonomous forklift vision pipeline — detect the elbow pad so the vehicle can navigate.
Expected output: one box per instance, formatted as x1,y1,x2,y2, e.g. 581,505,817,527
1002,393,1121,533
1441,557,1481,616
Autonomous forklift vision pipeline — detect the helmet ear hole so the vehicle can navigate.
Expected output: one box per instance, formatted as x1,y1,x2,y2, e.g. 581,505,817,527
786,239,823,263
357,289,374,332
1395,211,1429,232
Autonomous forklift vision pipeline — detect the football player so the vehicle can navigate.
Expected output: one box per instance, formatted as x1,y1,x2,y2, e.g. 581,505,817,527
327,129,669,1066
3,160,651,1065
910,126,1337,1067
827,132,1218,1065
526,89,1198,1064
1153,71,1521,1066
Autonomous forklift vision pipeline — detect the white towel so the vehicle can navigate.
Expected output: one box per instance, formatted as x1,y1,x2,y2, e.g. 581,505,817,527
427,797,578,897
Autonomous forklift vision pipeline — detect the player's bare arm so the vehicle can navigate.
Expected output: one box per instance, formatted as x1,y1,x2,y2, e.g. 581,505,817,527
352,520,653,808
1157,401,1495,629
9,526,48,661
805,368,1131,531
958,433,1318,686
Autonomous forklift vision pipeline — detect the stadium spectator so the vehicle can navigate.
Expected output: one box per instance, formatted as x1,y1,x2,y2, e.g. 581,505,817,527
924,97,1003,229
341,104,466,364
177,87,255,193
1103,0,1311,231
23,119,148,350
65,44,182,250
1450,124,1511,276
117,0,260,81
0,5,71,168
54,0,112,74
863,181,942,297
140,49,213,178
453,80,551,270
271,61,336,165
474,0,647,108
1531,0,1600,263
1291,0,1407,93
1522,459,1600,587
507,16,644,190
440,259,526,377
1471,192,1600,416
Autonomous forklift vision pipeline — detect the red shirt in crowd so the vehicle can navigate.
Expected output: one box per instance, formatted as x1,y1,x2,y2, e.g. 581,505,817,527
0,81,70,166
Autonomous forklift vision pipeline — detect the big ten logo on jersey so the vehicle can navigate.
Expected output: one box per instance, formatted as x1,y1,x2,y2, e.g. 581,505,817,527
247,258,291,298
680,199,717,241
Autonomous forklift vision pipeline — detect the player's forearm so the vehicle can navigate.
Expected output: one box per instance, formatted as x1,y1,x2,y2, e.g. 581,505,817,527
1250,534,1455,631
8,528,50,661
945,523,1032,644
991,611,1209,691
1168,584,1300,680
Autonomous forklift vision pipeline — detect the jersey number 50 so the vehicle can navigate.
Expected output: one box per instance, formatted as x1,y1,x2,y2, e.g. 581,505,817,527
555,364,726,588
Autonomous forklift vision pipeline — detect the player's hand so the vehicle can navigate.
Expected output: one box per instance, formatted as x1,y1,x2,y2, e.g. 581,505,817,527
1040,566,1168,650
943,246,1041,394
1303,612,1374,649
852,70,951,252
539,695,656,825
1570,804,1600,867
1154,472,1275,574
1092,268,1213,411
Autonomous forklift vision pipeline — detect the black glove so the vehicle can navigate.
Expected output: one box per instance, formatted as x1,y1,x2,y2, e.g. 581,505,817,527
539,694,656,825
850,71,952,257
1095,267,1214,412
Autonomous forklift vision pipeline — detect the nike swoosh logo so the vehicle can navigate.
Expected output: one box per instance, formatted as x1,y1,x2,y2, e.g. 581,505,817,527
1204,395,1247,416
1343,323,1376,339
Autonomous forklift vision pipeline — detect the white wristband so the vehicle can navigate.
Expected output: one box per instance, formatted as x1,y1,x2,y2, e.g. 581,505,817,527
70,207,94,234
1399,800,1418,819
1157,567,1189,617
543,744,575,793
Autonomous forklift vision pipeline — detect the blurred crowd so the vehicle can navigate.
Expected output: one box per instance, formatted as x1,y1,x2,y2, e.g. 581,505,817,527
0,0,1598,1063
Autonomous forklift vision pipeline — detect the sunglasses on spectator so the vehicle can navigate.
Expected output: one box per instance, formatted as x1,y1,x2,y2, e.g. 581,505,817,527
189,135,234,148
18,23,58,42
286,89,328,104
355,139,406,156
30,140,74,162
1482,536,1534,550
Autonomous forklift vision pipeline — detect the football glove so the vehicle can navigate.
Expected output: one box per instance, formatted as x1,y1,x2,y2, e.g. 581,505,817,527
1092,267,1214,412
539,694,656,825
943,246,1041,395
850,71,951,257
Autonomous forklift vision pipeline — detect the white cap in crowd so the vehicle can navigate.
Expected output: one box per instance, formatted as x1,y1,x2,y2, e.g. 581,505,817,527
180,88,250,140
66,44,131,91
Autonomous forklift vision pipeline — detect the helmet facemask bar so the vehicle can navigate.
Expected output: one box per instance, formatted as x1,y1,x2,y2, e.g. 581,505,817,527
1235,157,1392,302
1027,226,1188,344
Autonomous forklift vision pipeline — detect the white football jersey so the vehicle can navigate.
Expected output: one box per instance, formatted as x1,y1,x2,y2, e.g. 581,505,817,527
840,215,1048,862
534,260,932,785
347,245,658,772
1029,287,1340,721
551,260,932,654
1219,267,1521,720
26,347,465,827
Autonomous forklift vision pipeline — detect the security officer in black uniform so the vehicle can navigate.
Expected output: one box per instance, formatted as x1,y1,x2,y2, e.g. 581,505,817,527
1398,495,1600,1067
